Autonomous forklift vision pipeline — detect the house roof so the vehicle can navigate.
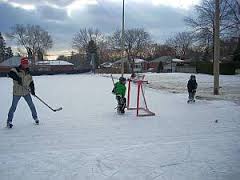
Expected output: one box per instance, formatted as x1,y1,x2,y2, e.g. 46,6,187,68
36,60,74,66
113,58,146,64
0,57,74,67
172,58,184,62
134,58,146,63
100,62,113,68
113,58,128,64
151,56,173,63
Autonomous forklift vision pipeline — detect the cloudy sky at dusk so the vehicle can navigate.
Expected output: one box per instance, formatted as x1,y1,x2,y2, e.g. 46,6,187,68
0,0,201,58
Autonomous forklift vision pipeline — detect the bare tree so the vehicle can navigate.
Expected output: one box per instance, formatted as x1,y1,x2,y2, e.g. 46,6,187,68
5,47,13,60
184,0,239,45
8,24,53,64
0,32,7,62
166,32,194,59
148,43,175,59
110,28,151,74
72,28,102,52
98,37,112,63
225,0,240,36
109,30,122,51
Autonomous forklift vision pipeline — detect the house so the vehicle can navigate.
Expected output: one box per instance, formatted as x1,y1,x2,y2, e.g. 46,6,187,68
149,56,196,73
174,59,196,73
111,58,148,73
0,56,75,76
35,60,74,74
132,58,148,72
148,56,173,72
99,62,113,68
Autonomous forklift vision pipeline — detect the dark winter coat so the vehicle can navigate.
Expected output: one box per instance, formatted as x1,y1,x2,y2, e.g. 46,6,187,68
187,79,198,93
8,66,35,96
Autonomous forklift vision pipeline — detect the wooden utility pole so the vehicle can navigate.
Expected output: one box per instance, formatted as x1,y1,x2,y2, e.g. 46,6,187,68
121,0,125,76
214,0,220,95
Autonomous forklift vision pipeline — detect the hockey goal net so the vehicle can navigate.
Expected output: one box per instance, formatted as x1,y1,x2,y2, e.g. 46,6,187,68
127,75,155,117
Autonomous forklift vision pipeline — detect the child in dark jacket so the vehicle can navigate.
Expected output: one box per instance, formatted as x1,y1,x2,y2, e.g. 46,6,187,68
112,77,127,114
187,75,198,103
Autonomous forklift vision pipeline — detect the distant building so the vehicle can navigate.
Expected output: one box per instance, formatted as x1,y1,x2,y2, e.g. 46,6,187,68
99,62,113,68
149,56,196,73
0,56,75,76
111,58,148,73
35,60,74,74
148,56,173,72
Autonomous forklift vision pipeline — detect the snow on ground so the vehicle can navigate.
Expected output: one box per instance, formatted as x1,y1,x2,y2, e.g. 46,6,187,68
143,73,240,103
110,73,240,103
0,74,240,180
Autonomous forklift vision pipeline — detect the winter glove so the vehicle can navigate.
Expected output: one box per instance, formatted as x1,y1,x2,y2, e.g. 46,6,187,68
17,78,22,85
31,89,35,96
112,87,116,94
8,70,22,85
29,81,35,96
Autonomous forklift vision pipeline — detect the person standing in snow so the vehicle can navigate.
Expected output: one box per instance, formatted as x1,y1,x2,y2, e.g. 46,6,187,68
187,74,198,103
112,76,127,114
6,57,39,128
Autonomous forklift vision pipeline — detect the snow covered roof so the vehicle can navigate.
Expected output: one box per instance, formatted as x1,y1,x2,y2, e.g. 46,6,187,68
172,58,184,62
100,62,113,68
113,58,127,64
0,57,74,67
151,57,185,63
134,58,146,63
0,56,22,67
36,60,74,66
113,58,146,64
151,56,172,63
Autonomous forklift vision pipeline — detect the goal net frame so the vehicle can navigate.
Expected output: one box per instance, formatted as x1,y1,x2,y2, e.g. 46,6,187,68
126,76,155,117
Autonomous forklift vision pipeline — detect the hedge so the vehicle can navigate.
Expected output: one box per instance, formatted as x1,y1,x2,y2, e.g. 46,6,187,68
196,61,237,75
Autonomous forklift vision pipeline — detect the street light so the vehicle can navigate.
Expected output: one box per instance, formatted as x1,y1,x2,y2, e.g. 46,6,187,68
121,0,125,76
213,0,220,95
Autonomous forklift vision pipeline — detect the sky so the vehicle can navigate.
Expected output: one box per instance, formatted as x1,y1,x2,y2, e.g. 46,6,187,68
0,0,201,59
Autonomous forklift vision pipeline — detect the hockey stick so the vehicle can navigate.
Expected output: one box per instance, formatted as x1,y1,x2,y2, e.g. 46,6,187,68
22,85,63,112
111,74,118,110
110,74,115,85
33,94,63,112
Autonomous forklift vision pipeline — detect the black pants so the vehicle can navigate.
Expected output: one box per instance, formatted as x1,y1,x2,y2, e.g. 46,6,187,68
188,90,196,100
116,96,126,113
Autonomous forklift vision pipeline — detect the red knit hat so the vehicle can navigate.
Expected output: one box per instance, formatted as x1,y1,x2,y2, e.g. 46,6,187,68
20,57,29,65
